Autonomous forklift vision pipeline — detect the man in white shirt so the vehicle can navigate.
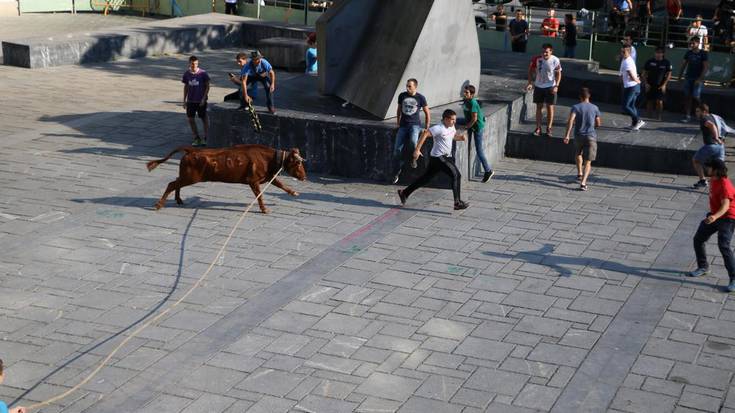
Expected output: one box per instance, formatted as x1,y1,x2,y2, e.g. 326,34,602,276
397,109,470,211
224,0,238,15
526,43,562,137
688,15,709,50
620,45,645,130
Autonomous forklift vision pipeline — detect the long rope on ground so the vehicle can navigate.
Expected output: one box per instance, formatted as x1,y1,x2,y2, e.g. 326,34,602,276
21,167,284,412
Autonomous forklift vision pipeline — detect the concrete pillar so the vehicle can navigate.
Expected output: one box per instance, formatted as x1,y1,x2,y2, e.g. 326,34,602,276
316,0,481,119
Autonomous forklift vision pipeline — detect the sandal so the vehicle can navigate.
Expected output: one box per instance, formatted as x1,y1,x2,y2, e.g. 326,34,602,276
546,129,554,138
580,184,588,191
576,174,583,181
532,128,542,137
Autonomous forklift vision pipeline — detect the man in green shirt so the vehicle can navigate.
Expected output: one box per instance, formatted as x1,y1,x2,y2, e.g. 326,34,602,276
463,85,493,182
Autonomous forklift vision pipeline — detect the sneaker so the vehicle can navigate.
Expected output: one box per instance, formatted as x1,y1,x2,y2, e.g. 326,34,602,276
482,170,495,183
681,116,691,123
392,172,400,184
454,200,470,210
632,120,646,131
693,179,708,189
580,184,588,191
192,137,204,147
397,189,407,205
727,280,735,293
688,267,709,277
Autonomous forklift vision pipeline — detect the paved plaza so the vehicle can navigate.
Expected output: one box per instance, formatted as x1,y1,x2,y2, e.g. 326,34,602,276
0,46,734,413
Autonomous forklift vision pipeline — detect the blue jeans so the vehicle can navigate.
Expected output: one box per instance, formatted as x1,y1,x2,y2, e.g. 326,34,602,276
563,45,576,58
622,84,640,124
246,76,273,110
694,217,735,280
393,125,422,173
468,127,491,173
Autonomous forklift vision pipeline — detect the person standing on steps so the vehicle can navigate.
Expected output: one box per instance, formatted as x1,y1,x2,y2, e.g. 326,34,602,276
527,43,562,138
182,55,210,147
688,158,735,293
563,14,577,58
641,46,672,121
462,85,494,183
679,39,709,123
692,103,725,189
619,45,645,131
224,0,238,15
563,87,602,192
509,10,529,53
392,78,430,184
397,109,469,211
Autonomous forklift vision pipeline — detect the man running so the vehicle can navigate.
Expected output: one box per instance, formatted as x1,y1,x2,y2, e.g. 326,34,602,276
397,109,469,211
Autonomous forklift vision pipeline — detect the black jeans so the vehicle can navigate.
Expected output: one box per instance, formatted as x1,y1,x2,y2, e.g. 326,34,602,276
225,2,237,14
403,155,462,203
511,40,527,53
693,217,735,280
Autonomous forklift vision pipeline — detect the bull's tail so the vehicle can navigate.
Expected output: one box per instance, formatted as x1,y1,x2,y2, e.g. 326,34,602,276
146,146,191,172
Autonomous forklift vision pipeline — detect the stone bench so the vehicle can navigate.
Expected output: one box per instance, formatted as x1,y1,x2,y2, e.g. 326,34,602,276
257,37,309,72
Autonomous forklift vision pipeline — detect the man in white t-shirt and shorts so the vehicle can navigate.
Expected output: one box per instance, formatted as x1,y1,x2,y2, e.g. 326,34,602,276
397,109,470,211
527,43,562,137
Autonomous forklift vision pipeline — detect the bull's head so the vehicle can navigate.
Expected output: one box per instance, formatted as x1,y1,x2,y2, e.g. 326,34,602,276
285,148,307,181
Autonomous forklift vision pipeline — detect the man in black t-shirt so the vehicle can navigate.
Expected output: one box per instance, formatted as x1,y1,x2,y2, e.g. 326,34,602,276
392,78,430,184
492,4,508,32
509,10,529,53
641,46,672,120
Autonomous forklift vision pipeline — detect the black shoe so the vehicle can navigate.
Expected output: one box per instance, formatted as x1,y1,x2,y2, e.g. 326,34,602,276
693,179,708,189
482,170,494,183
454,200,470,210
397,189,407,205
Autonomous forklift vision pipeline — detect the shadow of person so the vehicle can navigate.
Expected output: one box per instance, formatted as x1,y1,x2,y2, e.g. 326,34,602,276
482,243,721,289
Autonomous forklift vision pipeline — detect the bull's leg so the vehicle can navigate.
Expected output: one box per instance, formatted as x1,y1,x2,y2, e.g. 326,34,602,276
155,179,179,210
249,182,269,214
272,177,299,196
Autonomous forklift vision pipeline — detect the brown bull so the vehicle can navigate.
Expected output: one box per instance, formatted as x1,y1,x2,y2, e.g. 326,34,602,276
146,144,306,213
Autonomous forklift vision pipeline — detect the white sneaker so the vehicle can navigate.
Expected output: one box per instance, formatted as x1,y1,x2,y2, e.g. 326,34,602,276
632,120,646,131
681,116,691,123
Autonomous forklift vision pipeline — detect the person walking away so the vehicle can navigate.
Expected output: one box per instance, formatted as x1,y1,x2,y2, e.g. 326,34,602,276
305,32,318,75
182,55,210,147
397,110,469,211
491,4,509,50
679,39,709,122
692,103,725,189
527,43,562,137
641,46,672,120
688,158,735,293
509,10,529,53
563,14,577,58
462,85,494,183
1,359,28,413
224,52,249,105
688,15,710,50
241,50,277,114
224,0,237,15
619,45,645,130
392,78,430,184
563,87,602,191
541,8,560,37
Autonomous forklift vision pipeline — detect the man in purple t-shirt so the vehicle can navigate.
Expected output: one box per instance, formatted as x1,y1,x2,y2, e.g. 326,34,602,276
182,55,210,147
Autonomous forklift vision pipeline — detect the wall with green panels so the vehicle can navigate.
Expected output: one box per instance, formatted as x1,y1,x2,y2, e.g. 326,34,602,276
477,30,592,59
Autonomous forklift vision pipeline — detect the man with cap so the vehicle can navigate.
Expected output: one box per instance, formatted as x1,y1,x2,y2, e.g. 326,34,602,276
241,50,277,114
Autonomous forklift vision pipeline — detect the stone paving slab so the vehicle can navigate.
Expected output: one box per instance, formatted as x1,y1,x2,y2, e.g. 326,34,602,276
0,48,733,413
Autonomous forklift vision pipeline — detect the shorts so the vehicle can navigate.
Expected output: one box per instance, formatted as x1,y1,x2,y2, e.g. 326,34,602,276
574,136,598,161
186,102,207,119
694,144,725,163
683,78,703,98
645,85,665,101
533,86,558,105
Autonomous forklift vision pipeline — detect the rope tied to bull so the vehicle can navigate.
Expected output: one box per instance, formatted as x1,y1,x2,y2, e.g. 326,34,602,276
19,164,285,412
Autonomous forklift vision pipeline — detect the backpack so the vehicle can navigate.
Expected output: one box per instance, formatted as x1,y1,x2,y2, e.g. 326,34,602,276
713,114,735,138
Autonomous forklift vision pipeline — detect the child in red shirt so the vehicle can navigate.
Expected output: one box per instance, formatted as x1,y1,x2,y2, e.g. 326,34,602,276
689,158,735,292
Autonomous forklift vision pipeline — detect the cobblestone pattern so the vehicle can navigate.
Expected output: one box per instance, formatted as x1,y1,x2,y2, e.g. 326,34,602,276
0,49,733,413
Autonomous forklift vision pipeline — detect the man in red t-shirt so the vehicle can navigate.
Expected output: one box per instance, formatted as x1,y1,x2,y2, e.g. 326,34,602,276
689,158,735,292
541,8,560,37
